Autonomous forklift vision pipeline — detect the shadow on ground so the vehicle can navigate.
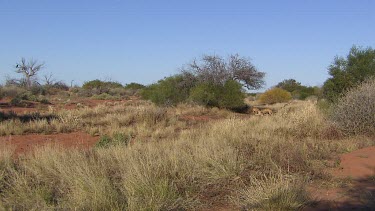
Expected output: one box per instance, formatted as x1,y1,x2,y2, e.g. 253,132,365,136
307,175,375,210
0,111,57,122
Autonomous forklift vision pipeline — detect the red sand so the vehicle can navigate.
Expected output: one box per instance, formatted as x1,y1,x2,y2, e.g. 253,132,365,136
0,132,99,155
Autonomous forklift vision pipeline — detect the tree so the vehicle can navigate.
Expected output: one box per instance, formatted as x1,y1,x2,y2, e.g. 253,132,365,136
276,79,317,100
15,58,44,89
181,54,265,90
276,79,302,93
43,73,56,86
323,46,375,102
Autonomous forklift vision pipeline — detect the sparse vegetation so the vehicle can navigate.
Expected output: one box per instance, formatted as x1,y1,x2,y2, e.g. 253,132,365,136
0,100,373,210
1,47,375,210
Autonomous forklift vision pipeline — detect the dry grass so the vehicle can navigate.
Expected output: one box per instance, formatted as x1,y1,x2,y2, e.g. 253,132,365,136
331,77,375,135
233,173,310,210
0,101,232,141
0,101,374,210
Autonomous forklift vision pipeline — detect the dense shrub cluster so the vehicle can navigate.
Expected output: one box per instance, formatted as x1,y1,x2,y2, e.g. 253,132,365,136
330,78,375,135
189,80,245,108
141,75,191,106
81,80,144,98
323,46,375,102
259,88,292,104
276,79,321,100
142,54,264,109
82,80,123,94
142,75,246,109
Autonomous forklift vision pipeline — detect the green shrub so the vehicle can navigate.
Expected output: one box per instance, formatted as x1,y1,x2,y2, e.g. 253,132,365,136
107,87,129,97
82,80,123,94
91,93,120,100
189,80,245,109
259,88,292,104
323,46,375,102
141,75,191,106
10,97,22,106
124,82,145,90
39,98,50,104
95,133,131,148
330,78,375,135
1,86,25,98
189,82,221,107
30,85,46,96
276,79,317,100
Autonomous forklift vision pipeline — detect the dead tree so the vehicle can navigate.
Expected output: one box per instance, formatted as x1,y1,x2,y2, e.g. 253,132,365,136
15,58,44,89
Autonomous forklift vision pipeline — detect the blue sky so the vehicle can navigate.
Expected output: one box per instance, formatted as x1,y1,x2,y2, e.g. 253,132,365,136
0,0,374,90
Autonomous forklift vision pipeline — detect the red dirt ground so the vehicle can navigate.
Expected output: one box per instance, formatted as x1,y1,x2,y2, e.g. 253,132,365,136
0,132,99,155
307,146,375,210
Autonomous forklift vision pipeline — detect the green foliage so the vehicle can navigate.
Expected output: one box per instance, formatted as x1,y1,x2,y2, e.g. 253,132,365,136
141,75,191,106
39,98,50,104
276,79,302,93
10,97,22,106
142,74,246,108
189,83,221,107
330,78,375,135
190,80,245,108
44,82,70,95
82,80,123,94
323,46,375,102
124,82,145,90
30,85,46,96
259,88,292,104
91,93,120,100
220,80,246,108
95,133,131,148
276,79,317,100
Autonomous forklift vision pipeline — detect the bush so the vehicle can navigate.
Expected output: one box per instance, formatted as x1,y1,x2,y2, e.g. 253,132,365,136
259,88,292,104
330,78,375,135
141,75,191,106
95,133,130,148
30,85,46,96
82,80,123,94
323,46,375,102
10,97,22,106
1,86,25,98
189,80,245,109
124,82,145,90
91,93,120,100
276,79,317,100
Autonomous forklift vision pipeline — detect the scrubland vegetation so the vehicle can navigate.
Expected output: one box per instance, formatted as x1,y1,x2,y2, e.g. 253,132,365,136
1,47,375,210
0,99,374,210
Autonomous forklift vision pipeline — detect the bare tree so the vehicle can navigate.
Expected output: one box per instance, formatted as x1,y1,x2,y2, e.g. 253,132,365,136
43,72,56,86
15,58,44,88
181,54,265,90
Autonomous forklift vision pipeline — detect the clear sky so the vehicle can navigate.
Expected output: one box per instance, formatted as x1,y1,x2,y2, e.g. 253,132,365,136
0,0,374,90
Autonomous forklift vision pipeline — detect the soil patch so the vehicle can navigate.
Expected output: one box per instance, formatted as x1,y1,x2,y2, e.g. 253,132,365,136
0,132,99,155
307,146,375,210
332,146,375,179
